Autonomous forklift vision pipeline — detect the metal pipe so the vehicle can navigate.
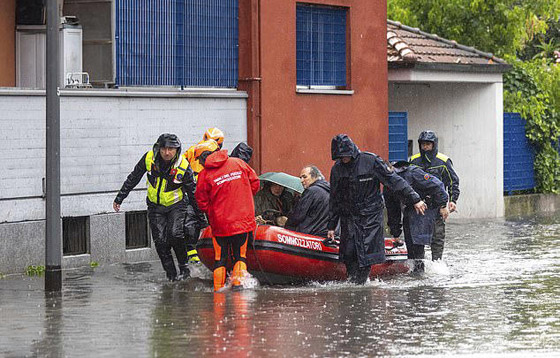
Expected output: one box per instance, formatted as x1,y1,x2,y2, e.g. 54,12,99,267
45,0,62,292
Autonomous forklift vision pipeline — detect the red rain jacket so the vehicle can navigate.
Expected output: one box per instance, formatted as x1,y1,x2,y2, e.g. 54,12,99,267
195,150,260,237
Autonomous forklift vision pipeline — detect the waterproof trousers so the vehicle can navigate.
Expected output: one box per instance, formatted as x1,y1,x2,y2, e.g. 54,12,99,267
342,235,371,285
212,232,251,291
183,203,201,263
148,200,189,281
431,216,446,261
403,213,426,272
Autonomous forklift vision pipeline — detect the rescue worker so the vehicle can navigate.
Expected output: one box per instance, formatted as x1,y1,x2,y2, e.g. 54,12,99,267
113,133,204,281
410,130,460,261
285,165,331,238
327,134,427,284
194,140,260,291
182,128,225,264
184,128,225,180
230,142,253,164
384,161,450,272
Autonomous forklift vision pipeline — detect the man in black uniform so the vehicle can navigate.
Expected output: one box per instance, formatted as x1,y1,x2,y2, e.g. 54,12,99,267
410,130,460,261
384,161,449,272
327,134,426,284
285,165,330,238
113,134,204,281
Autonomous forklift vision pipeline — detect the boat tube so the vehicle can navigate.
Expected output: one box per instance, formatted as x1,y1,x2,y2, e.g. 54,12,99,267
196,225,409,285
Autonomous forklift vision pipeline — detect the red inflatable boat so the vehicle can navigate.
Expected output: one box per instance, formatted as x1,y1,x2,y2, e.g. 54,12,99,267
196,225,409,285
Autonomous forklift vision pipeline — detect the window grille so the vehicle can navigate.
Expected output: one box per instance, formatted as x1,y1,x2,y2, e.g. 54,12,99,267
125,211,150,249
115,0,238,87
296,4,347,87
63,216,90,256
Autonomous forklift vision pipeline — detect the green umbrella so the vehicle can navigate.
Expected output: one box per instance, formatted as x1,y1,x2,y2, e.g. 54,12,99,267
259,172,304,194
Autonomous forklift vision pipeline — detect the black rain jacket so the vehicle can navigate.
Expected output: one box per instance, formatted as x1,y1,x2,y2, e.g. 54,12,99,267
328,134,421,267
410,134,460,203
285,179,331,238
114,150,204,221
385,162,448,245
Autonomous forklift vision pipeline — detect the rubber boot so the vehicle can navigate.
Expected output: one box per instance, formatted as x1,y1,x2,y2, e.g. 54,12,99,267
213,266,227,292
161,256,178,281
177,264,190,281
413,259,425,273
232,261,247,290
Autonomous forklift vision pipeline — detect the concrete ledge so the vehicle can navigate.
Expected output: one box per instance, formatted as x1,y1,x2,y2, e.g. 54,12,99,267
504,193,560,218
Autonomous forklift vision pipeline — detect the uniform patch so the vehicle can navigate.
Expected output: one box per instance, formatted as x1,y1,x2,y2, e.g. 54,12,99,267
424,174,430,180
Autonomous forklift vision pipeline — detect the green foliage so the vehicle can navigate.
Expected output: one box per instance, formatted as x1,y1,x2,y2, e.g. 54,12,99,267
504,57,560,193
90,261,99,268
25,265,46,277
0,272,5,279
388,0,560,57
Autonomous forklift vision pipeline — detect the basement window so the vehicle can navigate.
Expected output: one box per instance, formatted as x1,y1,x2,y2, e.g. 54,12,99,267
125,211,150,249
63,216,90,255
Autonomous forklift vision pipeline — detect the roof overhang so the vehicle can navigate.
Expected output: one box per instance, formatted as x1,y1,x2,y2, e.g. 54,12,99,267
388,67,505,84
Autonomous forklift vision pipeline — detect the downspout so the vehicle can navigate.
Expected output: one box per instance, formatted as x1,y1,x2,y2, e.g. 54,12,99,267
238,0,262,174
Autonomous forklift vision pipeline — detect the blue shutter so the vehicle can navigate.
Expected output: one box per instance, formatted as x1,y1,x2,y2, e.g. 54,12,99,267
296,5,346,87
503,112,535,193
388,112,408,162
115,0,238,87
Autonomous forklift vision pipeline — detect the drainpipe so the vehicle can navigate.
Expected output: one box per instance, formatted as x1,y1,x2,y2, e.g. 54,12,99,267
238,0,262,174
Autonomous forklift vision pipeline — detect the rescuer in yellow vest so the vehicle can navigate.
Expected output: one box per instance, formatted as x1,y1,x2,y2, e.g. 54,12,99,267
183,128,225,264
113,133,204,281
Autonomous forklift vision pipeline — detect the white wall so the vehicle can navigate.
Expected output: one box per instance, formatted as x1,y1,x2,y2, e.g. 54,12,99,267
389,81,504,218
0,89,248,223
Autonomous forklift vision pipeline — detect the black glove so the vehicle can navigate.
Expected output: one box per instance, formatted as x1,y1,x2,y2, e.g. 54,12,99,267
322,237,339,247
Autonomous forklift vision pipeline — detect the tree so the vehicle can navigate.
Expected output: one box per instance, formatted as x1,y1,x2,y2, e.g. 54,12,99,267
387,0,560,58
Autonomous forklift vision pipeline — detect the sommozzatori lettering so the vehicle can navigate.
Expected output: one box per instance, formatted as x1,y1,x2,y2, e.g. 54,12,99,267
213,171,242,186
277,234,322,251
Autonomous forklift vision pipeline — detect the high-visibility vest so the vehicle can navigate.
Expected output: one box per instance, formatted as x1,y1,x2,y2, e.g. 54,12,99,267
145,150,189,206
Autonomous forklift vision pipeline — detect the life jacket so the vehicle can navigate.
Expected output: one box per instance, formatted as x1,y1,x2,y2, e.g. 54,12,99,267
145,150,189,206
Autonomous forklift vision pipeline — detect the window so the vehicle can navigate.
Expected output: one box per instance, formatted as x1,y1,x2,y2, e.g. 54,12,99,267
296,4,347,88
115,0,238,87
63,216,90,256
125,211,150,249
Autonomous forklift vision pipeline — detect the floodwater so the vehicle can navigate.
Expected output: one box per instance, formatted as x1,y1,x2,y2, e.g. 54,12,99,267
1,214,559,357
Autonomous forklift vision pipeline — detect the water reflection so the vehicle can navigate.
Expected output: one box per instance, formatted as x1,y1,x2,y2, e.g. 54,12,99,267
31,293,64,357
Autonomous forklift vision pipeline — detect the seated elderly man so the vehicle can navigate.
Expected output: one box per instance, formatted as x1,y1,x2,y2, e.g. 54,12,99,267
254,181,294,226
285,165,330,238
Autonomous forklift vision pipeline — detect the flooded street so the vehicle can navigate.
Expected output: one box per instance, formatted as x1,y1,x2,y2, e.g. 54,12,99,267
1,213,559,357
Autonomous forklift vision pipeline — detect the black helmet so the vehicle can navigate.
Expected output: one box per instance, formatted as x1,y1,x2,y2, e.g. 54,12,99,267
418,130,438,160
153,133,182,164
156,133,181,149
418,130,437,143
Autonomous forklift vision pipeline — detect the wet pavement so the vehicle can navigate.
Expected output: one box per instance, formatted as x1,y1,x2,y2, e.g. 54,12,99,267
1,213,559,357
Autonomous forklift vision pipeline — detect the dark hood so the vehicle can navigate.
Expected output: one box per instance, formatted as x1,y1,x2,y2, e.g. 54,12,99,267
391,160,410,174
204,149,229,169
230,142,253,163
331,134,360,160
310,179,330,193
418,130,439,161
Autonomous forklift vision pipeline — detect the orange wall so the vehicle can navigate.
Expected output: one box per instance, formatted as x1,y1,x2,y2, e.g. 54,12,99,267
0,0,15,86
256,0,388,178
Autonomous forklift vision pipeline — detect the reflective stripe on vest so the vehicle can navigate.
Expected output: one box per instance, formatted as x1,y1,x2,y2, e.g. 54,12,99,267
145,150,189,206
